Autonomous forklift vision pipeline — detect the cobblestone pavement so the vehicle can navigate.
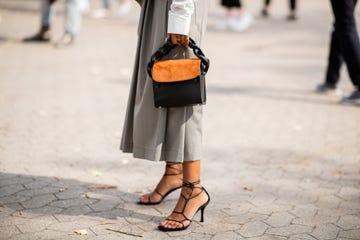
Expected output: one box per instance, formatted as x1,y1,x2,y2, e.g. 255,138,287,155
1,0,360,239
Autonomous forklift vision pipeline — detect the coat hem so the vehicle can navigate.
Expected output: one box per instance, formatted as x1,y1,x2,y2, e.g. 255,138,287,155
120,143,201,163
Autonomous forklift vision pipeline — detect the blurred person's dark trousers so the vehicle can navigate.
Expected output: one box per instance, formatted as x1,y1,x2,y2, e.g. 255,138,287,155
325,0,360,90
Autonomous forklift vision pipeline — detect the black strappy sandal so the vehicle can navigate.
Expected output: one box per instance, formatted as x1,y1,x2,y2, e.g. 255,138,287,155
158,179,210,232
137,164,183,205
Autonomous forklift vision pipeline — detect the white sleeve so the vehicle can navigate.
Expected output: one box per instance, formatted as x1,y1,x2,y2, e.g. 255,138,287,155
167,0,195,35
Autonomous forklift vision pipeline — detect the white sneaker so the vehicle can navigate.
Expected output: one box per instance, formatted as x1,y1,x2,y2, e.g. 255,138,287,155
117,2,132,17
229,13,254,32
315,83,342,97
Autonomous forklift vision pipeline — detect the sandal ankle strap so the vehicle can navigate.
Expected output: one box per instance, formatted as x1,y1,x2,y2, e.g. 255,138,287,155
182,179,201,188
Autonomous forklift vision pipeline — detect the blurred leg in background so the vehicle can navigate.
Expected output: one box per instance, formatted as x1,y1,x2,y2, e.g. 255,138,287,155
91,0,132,19
23,0,57,42
261,0,298,20
23,0,82,48
55,0,82,48
317,0,360,105
216,0,253,32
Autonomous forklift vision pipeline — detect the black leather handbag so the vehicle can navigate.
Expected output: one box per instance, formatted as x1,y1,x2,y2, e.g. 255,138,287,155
147,38,210,108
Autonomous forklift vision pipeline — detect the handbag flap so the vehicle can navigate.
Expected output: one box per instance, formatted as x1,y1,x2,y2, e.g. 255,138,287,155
152,58,201,83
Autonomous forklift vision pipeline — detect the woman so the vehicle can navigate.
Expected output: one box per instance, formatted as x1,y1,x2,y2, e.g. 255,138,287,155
120,0,210,231
261,0,298,20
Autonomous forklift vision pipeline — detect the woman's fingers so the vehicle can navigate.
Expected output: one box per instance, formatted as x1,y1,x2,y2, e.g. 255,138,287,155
170,34,189,47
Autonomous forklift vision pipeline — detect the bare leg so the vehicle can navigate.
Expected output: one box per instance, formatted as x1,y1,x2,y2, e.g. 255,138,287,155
262,0,271,17
158,160,209,230
138,162,183,204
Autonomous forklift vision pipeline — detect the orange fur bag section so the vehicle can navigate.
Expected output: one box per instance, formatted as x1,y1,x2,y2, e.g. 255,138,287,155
152,59,201,83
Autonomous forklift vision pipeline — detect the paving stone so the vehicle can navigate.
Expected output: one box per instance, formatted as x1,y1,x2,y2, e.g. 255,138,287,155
57,205,94,218
88,199,118,212
317,208,354,217
87,234,127,240
247,235,287,240
291,205,318,218
0,177,34,188
4,203,24,212
225,212,268,224
124,213,154,224
288,234,318,240
221,202,254,216
20,194,57,209
292,215,338,226
251,204,293,215
212,231,244,240
0,206,16,219
47,219,100,233
265,212,294,227
16,186,61,197
0,216,29,227
315,195,342,209
49,197,97,208
87,208,133,220
339,200,360,211
310,223,341,240
0,184,25,197
0,225,21,239
55,188,87,200
141,231,176,240
338,229,360,239
193,222,241,235
118,224,145,237
180,232,213,240
23,180,50,189
236,221,268,238
90,222,130,236
266,224,313,237
130,205,162,217
205,209,230,224
28,205,63,215
336,215,360,230
338,186,360,200
8,229,95,240
16,215,57,233
0,194,30,204
251,193,276,207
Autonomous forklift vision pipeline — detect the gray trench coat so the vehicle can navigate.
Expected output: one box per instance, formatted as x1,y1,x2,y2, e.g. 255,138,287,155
120,0,209,162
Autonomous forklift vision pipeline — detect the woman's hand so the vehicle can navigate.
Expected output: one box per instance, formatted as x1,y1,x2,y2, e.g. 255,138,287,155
168,34,190,47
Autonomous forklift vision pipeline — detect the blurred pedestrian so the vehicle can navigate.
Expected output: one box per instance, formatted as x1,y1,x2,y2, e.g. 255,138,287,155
316,0,360,105
261,0,298,21
91,0,132,19
23,0,82,48
215,0,254,32
120,0,210,232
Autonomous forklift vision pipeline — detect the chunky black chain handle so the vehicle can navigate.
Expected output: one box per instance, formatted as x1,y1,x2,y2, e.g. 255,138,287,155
147,38,210,79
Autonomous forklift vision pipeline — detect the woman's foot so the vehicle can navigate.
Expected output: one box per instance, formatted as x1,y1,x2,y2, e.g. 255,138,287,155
158,180,210,231
138,163,183,205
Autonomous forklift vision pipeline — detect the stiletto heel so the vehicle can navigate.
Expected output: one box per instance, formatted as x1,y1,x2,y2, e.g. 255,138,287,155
158,179,210,232
137,164,183,205
200,206,205,222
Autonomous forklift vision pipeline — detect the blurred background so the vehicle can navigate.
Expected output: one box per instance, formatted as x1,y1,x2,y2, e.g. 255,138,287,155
0,0,359,178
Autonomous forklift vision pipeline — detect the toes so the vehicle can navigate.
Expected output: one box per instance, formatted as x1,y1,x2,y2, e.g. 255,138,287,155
138,194,149,203
159,220,182,229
